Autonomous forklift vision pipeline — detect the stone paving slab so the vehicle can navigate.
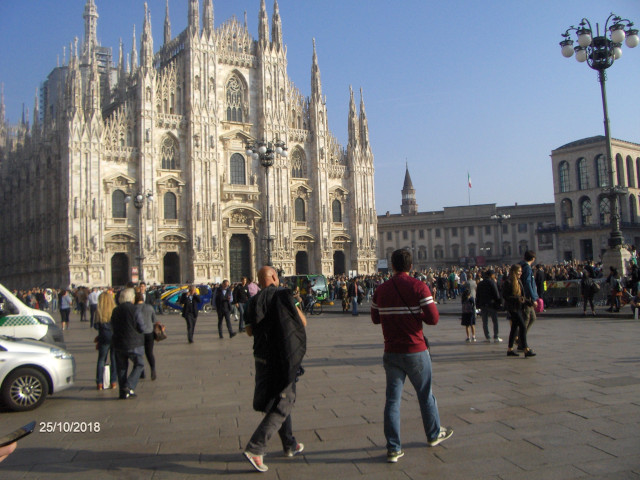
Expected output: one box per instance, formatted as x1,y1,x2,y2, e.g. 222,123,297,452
0,302,639,479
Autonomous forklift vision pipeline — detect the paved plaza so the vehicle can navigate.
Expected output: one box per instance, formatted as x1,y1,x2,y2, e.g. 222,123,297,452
1,302,639,479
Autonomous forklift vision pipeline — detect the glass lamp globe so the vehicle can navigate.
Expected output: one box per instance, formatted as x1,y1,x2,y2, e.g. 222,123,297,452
626,30,639,48
577,29,592,47
613,45,623,59
281,149,288,158
252,152,259,161
246,148,253,156
575,47,587,62
561,41,575,58
610,25,626,44
258,145,267,154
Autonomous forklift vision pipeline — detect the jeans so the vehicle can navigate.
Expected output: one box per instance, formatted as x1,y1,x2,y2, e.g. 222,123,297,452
96,342,116,385
246,371,297,456
351,296,358,315
523,304,536,332
383,350,441,452
236,303,246,331
481,307,499,339
114,348,145,393
508,309,528,349
144,333,156,372
437,289,447,304
89,304,97,328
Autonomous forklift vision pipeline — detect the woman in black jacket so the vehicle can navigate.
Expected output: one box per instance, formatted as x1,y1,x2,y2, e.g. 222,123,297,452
501,264,536,358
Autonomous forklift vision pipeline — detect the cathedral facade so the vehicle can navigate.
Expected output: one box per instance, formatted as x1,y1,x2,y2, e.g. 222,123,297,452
0,0,377,288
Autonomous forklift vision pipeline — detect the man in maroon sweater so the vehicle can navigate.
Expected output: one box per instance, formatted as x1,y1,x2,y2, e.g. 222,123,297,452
371,249,453,463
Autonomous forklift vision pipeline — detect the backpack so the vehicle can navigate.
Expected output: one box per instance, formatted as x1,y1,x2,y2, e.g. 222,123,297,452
590,281,601,295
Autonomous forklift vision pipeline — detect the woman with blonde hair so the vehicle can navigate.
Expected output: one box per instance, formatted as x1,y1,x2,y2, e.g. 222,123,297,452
95,290,118,389
501,264,536,358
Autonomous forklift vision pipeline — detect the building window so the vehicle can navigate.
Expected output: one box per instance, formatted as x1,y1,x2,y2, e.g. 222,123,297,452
561,198,573,227
630,195,637,224
402,231,408,240
599,197,611,225
451,227,458,237
435,228,441,238
164,192,177,219
485,225,491,235
627,156,636,188
577,158,588,190
596,154,608,187
518,223,528,233
468,244,476,257
161,136,179,169
580,197,592,226
518,241,528,255
502,224,508,234
434,246,444,259
226,75,245,122
559,161,570,193
386,231,392,241
295,198,306,222
112,190,126,218
451,244,459,258
332,200,342,222
230,153,246,185
468,226,474,235
419,229,424,239
616,154,625,186
291,148,306,178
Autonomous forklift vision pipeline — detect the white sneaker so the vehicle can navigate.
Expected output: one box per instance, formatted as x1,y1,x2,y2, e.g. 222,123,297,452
471,336,477,342
494,337,503,343
428,426,453,447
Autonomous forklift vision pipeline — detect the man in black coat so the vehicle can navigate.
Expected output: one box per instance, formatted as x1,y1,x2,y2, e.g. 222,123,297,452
476,269,502,343
215,280,237,339
179,285,201,343
242,266,307,473
111,287,145,399
233,277,250,332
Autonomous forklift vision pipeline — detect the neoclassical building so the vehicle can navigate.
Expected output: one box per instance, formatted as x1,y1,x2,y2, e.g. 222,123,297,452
377,166,557,270
550,136,640,261
0,0,377,288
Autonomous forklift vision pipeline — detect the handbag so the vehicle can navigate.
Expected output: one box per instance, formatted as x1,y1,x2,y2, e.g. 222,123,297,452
153,322,167,341
103,364,110,386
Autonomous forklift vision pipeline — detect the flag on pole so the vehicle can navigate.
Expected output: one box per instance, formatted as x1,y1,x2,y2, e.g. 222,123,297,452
467,172,472,188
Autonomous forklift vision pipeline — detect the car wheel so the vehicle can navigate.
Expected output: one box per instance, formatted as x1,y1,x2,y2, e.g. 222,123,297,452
1,367,49,411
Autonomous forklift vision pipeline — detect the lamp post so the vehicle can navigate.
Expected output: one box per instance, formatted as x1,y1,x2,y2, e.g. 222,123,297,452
125,191,154,282
245,139,288,266
560,14,638,270
490,213,511,264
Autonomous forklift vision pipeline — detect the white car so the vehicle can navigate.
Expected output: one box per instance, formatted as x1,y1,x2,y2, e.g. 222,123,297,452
0,336,75,411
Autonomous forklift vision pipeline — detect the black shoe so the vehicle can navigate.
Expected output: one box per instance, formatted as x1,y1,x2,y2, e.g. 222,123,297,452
517,346,525,351
524,349,536,357
151,370,157,381
119,389,136,399
140,372,145,379
230,332,237,338
507,350,519,356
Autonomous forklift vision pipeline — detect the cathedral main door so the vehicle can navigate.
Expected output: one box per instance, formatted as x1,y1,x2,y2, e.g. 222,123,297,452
111,253,129,287
163,252,180,284
295,251,309,274
229,234,251,282
333,251,345,275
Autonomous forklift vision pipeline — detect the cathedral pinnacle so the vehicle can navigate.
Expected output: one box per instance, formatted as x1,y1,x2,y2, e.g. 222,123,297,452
83,0,99,61
141,3,154,70
188,0,199,34
0,83,5,126
271,0,282,51
311,38,322,99
164,0,171,45
359,87,370,149
131,25,138,72
203,0,214,38
348,85,359,148
258,0,269,47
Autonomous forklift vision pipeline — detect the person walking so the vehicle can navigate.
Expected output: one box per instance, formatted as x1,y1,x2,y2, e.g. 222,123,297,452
476,269,502,342
135,291,157,381
59,289,72,330
519,250,539,334
502,264,536,358
581,270,598,316
233,277,250,332
348,278,359,316
242,266,307,473
179,285,201,343
88,287,100,328
371,249,453,463
111,288,145,399
215,280,237,339
95,290,117,390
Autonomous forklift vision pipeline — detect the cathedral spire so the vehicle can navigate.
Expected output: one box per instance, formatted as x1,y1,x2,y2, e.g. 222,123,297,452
164,0,171,45
131,25,138,72
271,0,282,51
348,85,359,148
83,0,99,60
0,83,5,126
203,0,214,37
32,87,40,133
401,164,418,215
87,50,101,114
311,38,322,99
66,39,83,112
140,3,154,70
359,87,370,150
188,0,199,34
117,38,126,89
258,0,269,47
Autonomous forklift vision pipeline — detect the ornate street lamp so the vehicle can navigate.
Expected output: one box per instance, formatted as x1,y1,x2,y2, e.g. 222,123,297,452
245,139,288,266
560,14,638,269
125,191,154,282
490,213,511,264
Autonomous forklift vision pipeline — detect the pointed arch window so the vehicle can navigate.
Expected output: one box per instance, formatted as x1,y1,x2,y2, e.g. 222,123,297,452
230,153,246,185
112,190,127,218
596,154,608,187
226,75,246,123
295,198,306,222
164,192,177,220
161,136,179,169
291,148,306,178
577,158,588,190
332,199,342,223
558,161,570,193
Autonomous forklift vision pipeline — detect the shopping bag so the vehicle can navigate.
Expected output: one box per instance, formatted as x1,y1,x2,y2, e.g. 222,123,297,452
103,364,110,386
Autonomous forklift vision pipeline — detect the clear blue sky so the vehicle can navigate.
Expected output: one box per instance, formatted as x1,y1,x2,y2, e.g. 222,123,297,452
1,0,639,215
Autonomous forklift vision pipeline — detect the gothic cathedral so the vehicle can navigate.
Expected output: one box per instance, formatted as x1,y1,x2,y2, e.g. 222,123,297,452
0,0,377,287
